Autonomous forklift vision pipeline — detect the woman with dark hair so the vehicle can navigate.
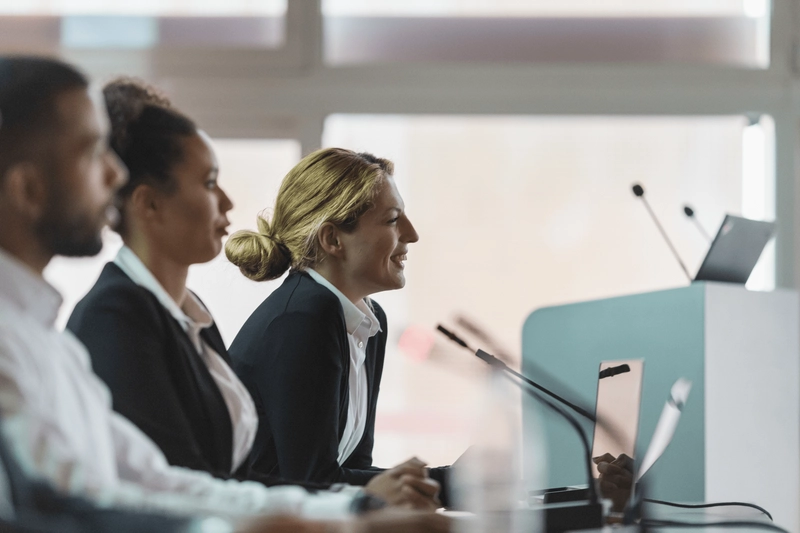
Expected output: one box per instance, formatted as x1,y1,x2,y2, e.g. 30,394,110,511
226,148,452,502
66,79,440,510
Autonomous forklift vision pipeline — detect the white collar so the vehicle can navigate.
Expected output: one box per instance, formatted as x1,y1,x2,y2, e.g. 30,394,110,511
305,269,381,337
0,247,62,328
113,246,212,331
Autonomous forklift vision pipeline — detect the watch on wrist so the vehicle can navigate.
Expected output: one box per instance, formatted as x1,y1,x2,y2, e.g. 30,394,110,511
349,492,387,515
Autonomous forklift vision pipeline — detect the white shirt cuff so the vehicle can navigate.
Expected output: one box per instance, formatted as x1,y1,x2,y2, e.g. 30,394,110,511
189,516,236,533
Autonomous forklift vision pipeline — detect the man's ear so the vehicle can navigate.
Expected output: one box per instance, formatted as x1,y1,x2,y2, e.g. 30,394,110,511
318,222,344,259
1,162,49,221
129,184,160,222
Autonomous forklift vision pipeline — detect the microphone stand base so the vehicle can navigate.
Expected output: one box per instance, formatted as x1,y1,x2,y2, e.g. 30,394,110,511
533,500,606,532
541,486,591,504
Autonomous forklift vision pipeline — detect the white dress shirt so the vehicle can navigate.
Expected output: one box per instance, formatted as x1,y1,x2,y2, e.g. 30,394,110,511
0,248,356,521
305,269,381,465
114,246,257,473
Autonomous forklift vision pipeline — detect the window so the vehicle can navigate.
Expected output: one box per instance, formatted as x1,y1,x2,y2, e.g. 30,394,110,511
323,114,769,466
1,0,286,16
0,1,288,49
323,0,758,17
323,0,771,66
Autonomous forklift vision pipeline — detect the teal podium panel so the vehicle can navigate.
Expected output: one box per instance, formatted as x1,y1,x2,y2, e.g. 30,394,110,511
522,282,799,531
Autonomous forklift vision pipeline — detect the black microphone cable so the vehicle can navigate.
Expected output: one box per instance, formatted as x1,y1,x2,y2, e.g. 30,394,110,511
643,499,773,521
642,518,787,533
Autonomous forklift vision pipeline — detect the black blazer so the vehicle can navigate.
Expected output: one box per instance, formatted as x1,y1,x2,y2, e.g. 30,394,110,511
229,270,450,500
67,264,332,493
66,263,332,494
67,263,238,478
229,271,387,486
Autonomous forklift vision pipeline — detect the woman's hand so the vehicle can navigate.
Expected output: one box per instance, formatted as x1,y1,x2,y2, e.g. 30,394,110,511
364,457,442,510
592,452,633,512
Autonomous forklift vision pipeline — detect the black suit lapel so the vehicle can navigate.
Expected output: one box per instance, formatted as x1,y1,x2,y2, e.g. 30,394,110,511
336,310,350,444
191,290,231,366
169,318,234,475
364,344,377,418
200,325,231,366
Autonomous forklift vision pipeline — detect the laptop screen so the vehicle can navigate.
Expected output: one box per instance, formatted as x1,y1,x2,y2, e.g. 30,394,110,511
591,360,644,472
694,214,775,284
590,360,644,510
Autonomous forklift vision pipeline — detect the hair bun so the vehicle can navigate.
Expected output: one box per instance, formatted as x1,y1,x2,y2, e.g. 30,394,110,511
103,77,173,155
225,215,291,282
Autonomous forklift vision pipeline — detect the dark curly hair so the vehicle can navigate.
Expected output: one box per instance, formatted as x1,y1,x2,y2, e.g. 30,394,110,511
103,77,196,235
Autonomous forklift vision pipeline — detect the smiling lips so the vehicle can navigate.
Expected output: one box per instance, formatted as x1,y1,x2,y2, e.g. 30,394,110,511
391,252,408,268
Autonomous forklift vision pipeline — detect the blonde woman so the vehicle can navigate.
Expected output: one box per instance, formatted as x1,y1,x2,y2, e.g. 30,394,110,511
227,148,450,505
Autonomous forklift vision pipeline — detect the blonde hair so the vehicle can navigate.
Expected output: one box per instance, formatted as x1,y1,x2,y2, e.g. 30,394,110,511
226,147,394,281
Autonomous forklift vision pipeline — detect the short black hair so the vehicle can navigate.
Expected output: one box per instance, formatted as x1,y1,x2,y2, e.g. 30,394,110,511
0,56,89,173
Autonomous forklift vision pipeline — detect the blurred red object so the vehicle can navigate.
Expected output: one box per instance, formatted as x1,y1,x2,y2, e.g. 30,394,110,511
398,324,436,362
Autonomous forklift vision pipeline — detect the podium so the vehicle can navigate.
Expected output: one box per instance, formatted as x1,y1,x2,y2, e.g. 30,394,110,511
521,282,799,531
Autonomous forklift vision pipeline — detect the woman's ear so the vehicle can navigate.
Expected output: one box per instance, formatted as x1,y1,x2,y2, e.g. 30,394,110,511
129,184,159,221
318,222,344,258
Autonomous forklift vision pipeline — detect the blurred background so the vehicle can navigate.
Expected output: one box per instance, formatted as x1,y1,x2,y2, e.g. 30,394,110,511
6,0,794,469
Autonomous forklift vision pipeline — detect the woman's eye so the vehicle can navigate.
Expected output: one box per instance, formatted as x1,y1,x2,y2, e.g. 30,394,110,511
388,217,399,224
205,180,217,189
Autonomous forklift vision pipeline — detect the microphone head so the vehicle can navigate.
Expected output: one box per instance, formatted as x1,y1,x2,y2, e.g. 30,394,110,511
683,205,694,217
436,324,470,349
632,184,644,197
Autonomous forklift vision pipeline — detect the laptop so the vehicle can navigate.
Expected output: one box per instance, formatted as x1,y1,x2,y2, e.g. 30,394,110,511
590,372,693,515
591,360,644,481
543,361,692,513
694,215,776,284
542,359,644,505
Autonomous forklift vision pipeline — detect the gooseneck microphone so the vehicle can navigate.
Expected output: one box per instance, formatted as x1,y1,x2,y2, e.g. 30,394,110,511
683,205,712,243
437,325,594,421
437,325,600,507
632,184,693,283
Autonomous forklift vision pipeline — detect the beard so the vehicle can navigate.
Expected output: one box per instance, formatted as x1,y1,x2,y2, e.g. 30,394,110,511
36,208,105,257
34,180,107,258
